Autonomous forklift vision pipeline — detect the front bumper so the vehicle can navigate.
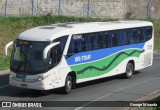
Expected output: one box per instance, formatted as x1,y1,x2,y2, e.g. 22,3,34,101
9,71,64,90
9,77,62,90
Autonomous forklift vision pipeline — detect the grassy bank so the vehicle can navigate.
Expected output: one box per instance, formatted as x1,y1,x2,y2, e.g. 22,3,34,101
0,15,160,70
150,19,160,51
148,95,160,110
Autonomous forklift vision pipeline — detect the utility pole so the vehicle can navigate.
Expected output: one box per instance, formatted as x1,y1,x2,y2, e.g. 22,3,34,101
32,0,34,16
5,0,8,16
147,0,151,19
87,0,90,18
123,0,126,19
58,0,61,15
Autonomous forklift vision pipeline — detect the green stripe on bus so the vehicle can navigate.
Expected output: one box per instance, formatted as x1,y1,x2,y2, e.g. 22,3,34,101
70,49,144,79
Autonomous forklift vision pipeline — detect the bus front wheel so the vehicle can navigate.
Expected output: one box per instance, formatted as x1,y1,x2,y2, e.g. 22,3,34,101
63,75,72,94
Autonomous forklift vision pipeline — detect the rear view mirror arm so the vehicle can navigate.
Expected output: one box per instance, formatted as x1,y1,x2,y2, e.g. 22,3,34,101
43,42,60,59
5,41,13,56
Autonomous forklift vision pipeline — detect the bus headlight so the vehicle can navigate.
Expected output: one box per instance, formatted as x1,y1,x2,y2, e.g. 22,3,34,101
9,74,13,78
37,74,51,81
37,76,44,81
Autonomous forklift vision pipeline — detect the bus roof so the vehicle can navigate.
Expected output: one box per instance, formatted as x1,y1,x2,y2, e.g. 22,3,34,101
18,20,153,41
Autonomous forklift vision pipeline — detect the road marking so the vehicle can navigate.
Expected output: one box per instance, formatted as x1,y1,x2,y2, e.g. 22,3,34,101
75,93,113,110
0,84,9,89
74,77,160,110
74,85,130,110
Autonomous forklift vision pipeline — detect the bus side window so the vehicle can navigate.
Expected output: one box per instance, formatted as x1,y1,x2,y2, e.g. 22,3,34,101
59,36,68,54
124,31,129,45
138,28,145,43
108,32,112,47
67,35,83,56
133,29,139,43
122,30,127,45
90,33,94,49
146,27,152,41
85,34,92,51
68,37,75,55
127,29,133,44
99,32,103,48
82,34,86,52
118,30,126,46
112,31,118,47
77,37,82,52
102,32,109,48
93,33,99,49
118,31,121,46
125,30,129,45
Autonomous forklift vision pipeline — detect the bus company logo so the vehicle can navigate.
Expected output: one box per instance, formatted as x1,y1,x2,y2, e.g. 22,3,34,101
75,55,91,62
2,102,11,107
73,35,82,40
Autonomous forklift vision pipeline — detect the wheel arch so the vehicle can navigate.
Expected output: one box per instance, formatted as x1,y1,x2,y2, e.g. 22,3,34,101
128,60,135,71
67,71,77,88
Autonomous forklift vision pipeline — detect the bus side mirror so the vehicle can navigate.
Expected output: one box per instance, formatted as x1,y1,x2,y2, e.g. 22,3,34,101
5,41,13,56
43,42,60,59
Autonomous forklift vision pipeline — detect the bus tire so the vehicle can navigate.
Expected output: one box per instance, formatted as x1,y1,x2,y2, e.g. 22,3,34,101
124,62,134,79
63,75,72,94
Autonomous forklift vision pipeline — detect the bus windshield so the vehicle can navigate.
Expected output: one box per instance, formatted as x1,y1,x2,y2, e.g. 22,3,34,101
10,40,50,74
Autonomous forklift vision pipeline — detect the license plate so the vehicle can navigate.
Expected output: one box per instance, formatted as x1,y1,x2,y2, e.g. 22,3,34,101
21,84,27,87
16,74,26,78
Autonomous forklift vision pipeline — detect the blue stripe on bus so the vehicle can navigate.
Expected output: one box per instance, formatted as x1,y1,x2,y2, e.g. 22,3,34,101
66,43,145,66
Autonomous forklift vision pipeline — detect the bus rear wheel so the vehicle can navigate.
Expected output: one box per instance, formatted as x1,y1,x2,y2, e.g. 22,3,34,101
63,75,72,94
124,62,134,79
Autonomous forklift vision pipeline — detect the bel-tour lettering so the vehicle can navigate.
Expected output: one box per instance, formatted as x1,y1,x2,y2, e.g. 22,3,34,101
75,55,91,62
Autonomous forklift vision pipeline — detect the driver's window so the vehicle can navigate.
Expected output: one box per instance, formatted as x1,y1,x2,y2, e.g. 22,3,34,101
48,35,68,68
48,47,58,66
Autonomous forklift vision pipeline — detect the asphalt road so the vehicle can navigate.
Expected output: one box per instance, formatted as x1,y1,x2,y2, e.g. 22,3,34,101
0,55,160,110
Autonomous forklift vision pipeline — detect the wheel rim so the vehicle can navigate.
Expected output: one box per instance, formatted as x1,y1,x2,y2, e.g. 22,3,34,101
66,79,72,92
127,65,133,76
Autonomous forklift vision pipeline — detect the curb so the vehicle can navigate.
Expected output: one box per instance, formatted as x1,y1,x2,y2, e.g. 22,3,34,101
136,89,160,101
154,51,160,55
0,69,9,76
125,89,160,110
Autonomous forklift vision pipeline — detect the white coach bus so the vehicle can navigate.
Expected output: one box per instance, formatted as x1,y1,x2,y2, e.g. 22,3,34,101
5,20,153,93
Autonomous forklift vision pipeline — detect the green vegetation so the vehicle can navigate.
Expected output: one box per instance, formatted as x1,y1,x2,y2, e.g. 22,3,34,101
147,95,160,110
0,15,160,70
149,19,160,51
133,107,158,110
